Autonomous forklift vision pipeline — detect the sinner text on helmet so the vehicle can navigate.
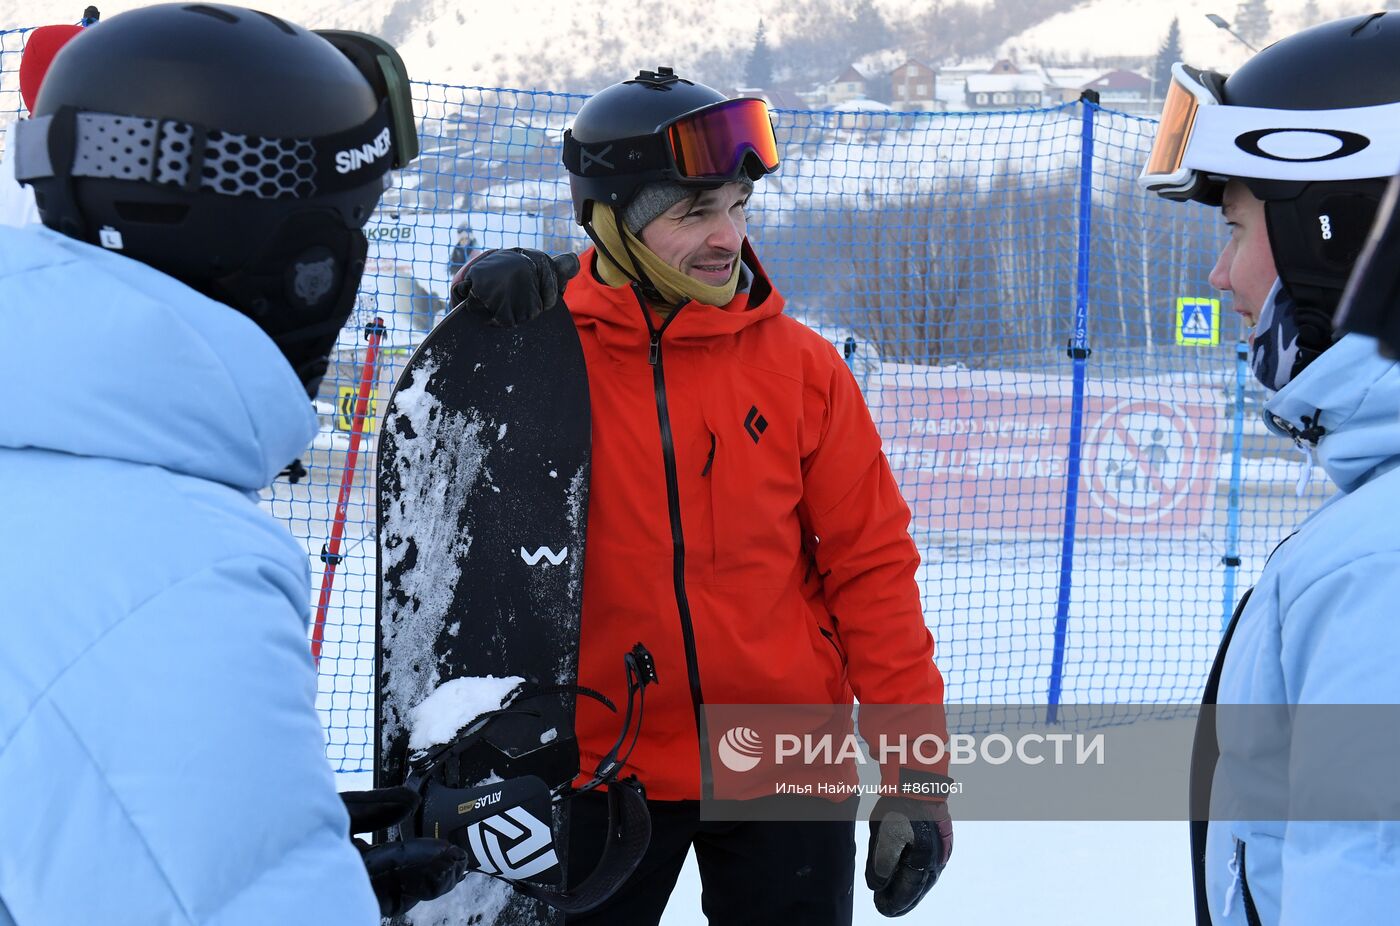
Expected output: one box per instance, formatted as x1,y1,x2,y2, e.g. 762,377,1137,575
334,127,393,175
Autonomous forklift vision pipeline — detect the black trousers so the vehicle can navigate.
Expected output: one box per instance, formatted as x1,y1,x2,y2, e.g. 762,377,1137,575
564,794,857,926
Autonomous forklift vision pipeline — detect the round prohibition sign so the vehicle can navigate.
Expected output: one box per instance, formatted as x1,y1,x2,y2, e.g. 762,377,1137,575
1084,399,1203,523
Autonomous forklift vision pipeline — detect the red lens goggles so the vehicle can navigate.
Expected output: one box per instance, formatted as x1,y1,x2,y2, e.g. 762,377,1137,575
666,98,780,181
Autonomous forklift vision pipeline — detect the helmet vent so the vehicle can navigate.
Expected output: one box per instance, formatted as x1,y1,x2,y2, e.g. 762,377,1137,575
183,5,239,24
254,10,296,35
1352,12,1386,36
114,200,190,224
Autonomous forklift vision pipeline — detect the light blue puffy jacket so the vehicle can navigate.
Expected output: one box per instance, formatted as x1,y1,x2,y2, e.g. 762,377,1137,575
0,226,377,925
1204,333,1400,925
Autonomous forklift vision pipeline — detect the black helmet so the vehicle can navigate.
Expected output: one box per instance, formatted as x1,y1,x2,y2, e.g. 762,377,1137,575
562,67,779,226
1141,14,1400,342
14,3,417,396
1336,168,1400,358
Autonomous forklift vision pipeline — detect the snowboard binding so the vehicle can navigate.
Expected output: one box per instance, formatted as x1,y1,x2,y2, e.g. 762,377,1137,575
393,643,657,914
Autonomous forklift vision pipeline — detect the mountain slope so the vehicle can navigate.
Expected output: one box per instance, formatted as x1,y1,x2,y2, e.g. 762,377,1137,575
998,0,1375,72
2,0,1014,92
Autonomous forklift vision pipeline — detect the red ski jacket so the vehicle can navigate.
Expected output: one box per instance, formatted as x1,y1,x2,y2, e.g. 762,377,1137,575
567,244,944,801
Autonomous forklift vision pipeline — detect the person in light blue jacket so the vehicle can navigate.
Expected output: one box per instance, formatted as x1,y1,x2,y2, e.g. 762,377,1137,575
1139,14,1400,926
0,5,465,924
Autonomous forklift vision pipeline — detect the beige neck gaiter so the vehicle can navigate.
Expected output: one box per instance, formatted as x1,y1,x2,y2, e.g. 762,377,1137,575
589,203,741,312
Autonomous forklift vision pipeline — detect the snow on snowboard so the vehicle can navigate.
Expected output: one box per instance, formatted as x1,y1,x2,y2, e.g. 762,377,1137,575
375,302,589,926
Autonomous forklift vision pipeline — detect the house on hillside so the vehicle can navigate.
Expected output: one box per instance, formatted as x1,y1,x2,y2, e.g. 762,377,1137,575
964,71,1045,109
821,65,869,106
1041,67,1107,104
889,59,939,112
1080,68,1155,112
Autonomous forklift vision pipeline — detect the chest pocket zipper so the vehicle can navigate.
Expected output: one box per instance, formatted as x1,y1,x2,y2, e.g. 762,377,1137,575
701,432,716,477
818,625,844,660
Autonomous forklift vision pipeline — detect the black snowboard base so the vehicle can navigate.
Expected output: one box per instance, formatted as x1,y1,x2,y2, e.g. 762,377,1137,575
375,303,590,925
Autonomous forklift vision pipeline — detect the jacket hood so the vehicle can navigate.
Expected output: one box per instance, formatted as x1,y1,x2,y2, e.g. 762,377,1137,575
0,225,317,491
569,240,785,352
1264,332,1400,494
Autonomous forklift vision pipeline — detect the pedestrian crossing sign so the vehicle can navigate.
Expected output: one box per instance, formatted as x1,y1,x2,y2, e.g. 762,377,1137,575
1175,297,1220,346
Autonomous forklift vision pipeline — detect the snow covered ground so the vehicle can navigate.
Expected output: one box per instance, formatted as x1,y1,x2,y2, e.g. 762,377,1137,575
658,820,1191,925
335,758,1190,925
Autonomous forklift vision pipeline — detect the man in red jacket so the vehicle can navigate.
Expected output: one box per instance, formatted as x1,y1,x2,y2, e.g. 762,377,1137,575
453,67,949,924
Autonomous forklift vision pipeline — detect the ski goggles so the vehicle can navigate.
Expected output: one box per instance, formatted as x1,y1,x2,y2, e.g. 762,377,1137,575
315,30,419,171
1139,62,1400,201
14,29,417,199
667,98,780,179
564,97,780,184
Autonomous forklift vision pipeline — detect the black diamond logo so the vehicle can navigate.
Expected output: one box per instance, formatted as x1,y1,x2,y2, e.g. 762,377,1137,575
744,405,768,443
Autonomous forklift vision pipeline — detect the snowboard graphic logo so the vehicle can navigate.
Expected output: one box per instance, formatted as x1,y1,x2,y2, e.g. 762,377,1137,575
520,546,569,566
467,807,561,879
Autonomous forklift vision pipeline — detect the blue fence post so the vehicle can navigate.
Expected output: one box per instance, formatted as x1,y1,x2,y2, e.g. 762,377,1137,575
1221,339,1248,628
1047,91,1099,724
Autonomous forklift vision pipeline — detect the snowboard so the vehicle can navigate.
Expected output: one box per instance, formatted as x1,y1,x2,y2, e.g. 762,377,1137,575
375,301,590,926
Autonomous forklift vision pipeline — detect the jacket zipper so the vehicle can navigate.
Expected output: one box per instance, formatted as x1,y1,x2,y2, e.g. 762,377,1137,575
635,287,712,797
1238,840,1263,926
818,626,843,660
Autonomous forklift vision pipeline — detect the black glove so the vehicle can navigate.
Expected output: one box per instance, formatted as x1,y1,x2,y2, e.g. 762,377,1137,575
342,787,469,918
866,796,953,917
449,247,580,327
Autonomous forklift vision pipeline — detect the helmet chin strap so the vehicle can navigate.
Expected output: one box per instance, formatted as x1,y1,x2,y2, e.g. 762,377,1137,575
581,206,668,306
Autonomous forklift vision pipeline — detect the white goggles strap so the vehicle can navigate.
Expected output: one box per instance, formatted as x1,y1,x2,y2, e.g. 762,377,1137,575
1184,99,1400,182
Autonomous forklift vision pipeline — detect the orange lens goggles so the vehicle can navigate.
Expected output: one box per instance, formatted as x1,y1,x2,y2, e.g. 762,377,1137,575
1139,63,1225,199
666,98,780,180
1144,77,1203,180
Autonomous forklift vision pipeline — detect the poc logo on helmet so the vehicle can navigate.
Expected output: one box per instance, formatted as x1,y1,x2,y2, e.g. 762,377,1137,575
334,127,392,175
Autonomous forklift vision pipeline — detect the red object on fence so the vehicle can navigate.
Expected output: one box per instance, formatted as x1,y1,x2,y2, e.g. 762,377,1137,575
311,317,387,667
19,24,83,113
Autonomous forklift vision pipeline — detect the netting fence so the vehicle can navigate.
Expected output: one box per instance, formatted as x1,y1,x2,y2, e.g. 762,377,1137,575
3,27,1328,773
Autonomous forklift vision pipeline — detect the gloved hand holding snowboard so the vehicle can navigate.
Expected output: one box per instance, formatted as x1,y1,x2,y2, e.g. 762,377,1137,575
449,247,580,327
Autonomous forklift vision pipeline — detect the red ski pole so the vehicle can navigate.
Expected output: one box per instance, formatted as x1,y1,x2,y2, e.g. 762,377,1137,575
312,317,387,667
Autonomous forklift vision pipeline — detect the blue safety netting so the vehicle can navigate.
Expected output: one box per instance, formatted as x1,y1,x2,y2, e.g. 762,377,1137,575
2,32,1327,774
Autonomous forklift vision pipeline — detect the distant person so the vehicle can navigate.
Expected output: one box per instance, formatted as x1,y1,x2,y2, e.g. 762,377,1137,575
0,5,464,922
448,66,951,923
1140,13,1400,925
447,223,478,280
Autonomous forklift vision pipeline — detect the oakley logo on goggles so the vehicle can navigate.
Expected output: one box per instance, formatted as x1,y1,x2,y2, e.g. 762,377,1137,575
1140,61,1400,200
564,98,780,182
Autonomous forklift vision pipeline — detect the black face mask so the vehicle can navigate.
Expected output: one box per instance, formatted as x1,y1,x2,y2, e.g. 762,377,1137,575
206,209,369,398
